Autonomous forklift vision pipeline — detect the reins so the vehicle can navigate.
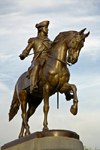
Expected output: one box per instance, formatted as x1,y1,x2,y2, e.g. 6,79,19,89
47,54,72,66
28,50,72,66
27,49,51,56
27,32,78,66
26,32,78,109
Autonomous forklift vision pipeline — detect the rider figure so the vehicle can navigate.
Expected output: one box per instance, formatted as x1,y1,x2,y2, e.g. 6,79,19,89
19,20,52,93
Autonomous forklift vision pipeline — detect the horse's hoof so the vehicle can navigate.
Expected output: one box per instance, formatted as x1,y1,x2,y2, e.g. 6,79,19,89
19,134,23,138
70,105,78,115
25,131,30,136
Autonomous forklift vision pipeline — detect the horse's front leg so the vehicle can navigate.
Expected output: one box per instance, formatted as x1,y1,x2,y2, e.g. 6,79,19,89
43,84,50,131
19,90,30,137
65,90,73,101
60,83,78,115
69,84,78,115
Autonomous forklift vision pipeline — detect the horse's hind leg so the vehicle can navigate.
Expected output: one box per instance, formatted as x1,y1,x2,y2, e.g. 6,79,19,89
19,103,35,138
19,90,30,137
27,97,42,122
19,121,24,138
19,96,42,138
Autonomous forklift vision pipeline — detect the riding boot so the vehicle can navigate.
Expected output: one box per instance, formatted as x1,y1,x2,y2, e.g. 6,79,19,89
30,65,39,93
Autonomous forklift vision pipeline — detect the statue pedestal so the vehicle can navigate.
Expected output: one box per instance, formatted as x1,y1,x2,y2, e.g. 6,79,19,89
1,130,84,150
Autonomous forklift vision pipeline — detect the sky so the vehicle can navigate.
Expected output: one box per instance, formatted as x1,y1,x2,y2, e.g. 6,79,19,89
0,0,100,149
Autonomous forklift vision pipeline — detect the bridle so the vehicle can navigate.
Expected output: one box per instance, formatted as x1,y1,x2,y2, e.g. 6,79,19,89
47,32,79,66
27,32,80,66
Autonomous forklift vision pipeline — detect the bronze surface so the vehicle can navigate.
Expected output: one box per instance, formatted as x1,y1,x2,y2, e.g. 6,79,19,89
8,20,90,138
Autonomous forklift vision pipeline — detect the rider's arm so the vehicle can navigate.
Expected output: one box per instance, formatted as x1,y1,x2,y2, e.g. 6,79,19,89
19,38,34,60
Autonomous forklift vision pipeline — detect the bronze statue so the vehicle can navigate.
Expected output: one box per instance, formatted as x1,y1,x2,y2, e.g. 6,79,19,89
9,20,90,138
19,21,52,93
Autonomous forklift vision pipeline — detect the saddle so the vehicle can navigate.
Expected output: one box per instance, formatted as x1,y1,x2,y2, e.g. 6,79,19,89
26,57,46,79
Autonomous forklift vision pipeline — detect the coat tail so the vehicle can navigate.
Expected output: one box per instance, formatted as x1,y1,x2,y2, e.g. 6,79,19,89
9,86,20,121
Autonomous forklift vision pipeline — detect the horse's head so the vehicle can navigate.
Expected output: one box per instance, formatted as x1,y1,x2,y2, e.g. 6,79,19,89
67,28,90,64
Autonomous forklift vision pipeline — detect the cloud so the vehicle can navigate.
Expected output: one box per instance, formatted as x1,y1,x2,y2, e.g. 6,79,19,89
0,82,9,92
0,53,14,62
0,0,100,148
0,0,19,15
75,74,100,90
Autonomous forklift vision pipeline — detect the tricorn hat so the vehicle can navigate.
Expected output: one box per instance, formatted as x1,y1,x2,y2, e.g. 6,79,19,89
35,20,49,29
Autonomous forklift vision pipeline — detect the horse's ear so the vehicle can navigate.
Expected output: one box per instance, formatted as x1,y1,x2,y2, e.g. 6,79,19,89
85,32,90,38
79,28,86,34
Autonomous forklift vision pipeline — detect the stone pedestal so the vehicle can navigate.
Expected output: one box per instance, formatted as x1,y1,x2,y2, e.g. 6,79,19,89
1,130,84,150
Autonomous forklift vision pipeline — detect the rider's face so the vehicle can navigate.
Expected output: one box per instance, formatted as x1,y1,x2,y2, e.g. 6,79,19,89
42,27,48,35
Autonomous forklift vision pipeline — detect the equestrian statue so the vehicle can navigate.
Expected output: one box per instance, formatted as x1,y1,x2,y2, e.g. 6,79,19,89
9,20,90,138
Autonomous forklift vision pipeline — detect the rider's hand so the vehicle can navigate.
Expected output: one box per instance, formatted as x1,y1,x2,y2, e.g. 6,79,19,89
19,54,25,60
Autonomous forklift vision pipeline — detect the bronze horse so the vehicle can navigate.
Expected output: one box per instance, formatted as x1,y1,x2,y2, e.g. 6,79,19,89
9,29,90,138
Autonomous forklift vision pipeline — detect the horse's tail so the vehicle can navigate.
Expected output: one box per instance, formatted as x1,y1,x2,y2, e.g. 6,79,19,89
9,86,20,121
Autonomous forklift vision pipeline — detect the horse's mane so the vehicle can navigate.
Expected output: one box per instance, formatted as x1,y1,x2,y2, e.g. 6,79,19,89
53,31,77,44
49,30,77,54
